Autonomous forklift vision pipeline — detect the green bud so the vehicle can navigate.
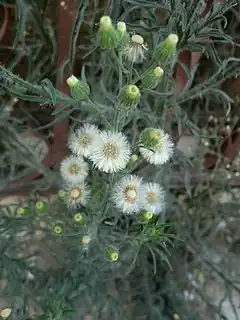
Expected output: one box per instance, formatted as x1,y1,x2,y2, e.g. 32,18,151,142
82,235,91,244
139,128,162,149
58,189,66,201
105,246,119,262
119,84,141,111
35,200,48,213
16,206,29,217
116,21,130,50
67,75,90,100
142,66,164,89
73,213,85,224
129,154,138,163
141,211,153,221
154,34,179,63
53,224,64,235
98,16,120,49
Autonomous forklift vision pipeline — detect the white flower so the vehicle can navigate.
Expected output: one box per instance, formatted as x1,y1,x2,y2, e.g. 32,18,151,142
123,34,148,63
64,183,91,208
139,129,174,165
89,131,131,173
68,123,99,158
141,182,165,214
60,155,89,183
112,175,143,214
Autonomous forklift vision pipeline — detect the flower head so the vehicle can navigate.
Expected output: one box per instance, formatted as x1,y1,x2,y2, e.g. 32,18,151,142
112,175,143,214
66,75,90,100
64,183,91,208
68,123,99,158
119,84,141,111
141,182,165,214
139,128,174,165
123,34,148,63
154,33,179,63
98,16,120,49
142,66,164,89
60,155,89,183
90,131,131,173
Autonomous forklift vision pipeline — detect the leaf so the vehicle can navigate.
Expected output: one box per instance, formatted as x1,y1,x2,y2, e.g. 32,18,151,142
41,79,57,106
51,103,70,115
81,64,87,83
14,0,26,47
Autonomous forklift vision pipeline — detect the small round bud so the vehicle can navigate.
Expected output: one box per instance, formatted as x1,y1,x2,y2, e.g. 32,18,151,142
67,75,90,100
139,128,162,149
53,224,63,235
58,189,66,200
154,33,179,63
142,66,164,89
117,22,126,34
82,235,91,244
141,211,153,221
119,84,141,112
73,213,85,224
98,16,120,49
35,200,48,213
105,246,119,262
0,308,12,319
172,313,180,320
16,206,29,217
130,154,138,163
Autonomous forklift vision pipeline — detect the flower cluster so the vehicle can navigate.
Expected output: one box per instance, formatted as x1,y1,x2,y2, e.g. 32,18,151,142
60,121,173,215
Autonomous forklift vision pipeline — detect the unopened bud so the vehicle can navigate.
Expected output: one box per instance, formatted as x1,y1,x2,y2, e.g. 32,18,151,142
16,206,29,217
142,66,164,89
73,213,85,224
53,224,64,235
67,75,90,100
58,189,66,201
154,33,179,63
119,84,141,111
35,200,48,214
105,246,119,261
139,128,162,149
141,211,153,221
98,16,120,49
0,308,12,319
82,235,91,244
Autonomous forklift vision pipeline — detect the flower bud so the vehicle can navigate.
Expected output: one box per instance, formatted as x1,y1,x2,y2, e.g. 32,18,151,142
141,211,153,221
142,66,164,89
119,84,141,111
105,246,119,262
67,75,90,100
154,34,179,63
35,200,48,214
139,128,162,149
82,235,91,244
129,154,138,163
0,308,12,319
73,212,85,224
16,206,29,217
53,224,64,235
98,16,120,49
116,21,130,49
58,189,66,201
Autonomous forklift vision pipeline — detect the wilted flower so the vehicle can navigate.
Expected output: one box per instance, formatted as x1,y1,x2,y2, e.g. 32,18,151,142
112,175,143,214
60,155,89,183
90,131,131,173
123,34,148,63
141,182,165,214
139,128,174,165
68,123,99,158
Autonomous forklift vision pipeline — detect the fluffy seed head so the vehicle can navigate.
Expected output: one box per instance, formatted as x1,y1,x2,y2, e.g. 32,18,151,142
69,123,99,158
123,34,148,63
90,131,131,173
60,155,89,183
141,182,165,214
112,175,143,214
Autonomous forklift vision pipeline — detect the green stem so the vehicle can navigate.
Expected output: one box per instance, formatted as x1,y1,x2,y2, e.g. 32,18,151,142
118,51,123,91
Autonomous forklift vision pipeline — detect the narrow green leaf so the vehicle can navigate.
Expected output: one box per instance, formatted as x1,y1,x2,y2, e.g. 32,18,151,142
41,79,57,106
51,103,71,116
14,0,26,47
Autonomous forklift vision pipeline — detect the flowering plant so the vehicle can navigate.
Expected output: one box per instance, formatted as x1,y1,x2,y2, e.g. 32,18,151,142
0,0,239,318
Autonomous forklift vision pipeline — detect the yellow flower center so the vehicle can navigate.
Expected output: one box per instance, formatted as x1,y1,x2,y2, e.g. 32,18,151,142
68,163,81,175
78,133,92,148
70,188,82,200
124,185,137,203
147,192,157,204
102,142,119,159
